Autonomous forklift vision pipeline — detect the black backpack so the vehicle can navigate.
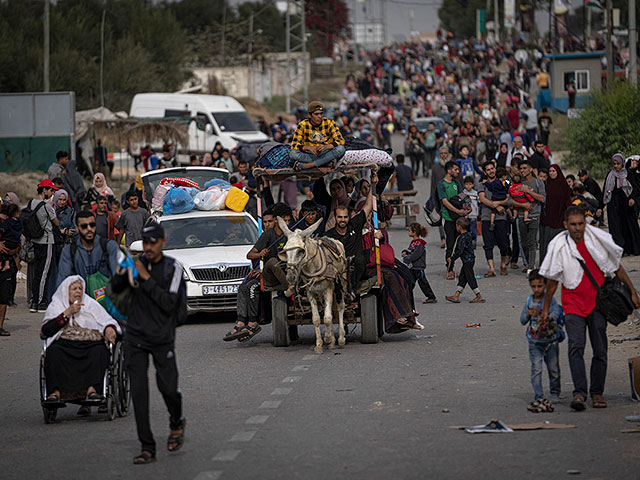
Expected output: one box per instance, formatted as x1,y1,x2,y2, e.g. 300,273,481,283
20,201,47,240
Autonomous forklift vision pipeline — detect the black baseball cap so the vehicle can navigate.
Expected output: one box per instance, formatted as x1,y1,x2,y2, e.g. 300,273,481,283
142,221,165,242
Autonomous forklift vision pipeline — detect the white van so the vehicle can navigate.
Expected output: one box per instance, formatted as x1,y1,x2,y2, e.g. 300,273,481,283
129,93,269,159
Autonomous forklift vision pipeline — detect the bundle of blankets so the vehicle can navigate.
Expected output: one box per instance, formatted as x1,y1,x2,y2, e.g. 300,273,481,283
255,137,394,170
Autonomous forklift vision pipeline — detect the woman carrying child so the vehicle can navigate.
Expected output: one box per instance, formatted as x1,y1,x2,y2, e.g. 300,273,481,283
401,223,437,304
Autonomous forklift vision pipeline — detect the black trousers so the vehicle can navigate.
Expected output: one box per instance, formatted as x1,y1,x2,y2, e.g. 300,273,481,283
510,221,520,265
457,261,478,291
565,310,608,398
350,254,367,290
482,220,510,260
410,269,436,300
444,220,459,269
31,243,53,307
125,341,183,455
237,277,261,322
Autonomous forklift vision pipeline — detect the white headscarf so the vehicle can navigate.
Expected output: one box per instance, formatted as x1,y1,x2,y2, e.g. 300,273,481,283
43,275,121,348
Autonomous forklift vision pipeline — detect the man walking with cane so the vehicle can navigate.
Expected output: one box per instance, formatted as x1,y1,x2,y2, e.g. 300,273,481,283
112,221,186,464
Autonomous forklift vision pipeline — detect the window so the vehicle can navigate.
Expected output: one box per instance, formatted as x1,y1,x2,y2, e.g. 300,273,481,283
575,70,589,92
195,112,212,132
563,69,590,92
211,112,256,132
164,109,190,119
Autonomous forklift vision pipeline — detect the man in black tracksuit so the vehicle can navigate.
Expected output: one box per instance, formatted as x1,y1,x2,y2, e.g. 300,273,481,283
112,221,186,465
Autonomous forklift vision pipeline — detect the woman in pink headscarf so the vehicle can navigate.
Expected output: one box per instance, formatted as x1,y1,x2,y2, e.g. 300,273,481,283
86,173,115,207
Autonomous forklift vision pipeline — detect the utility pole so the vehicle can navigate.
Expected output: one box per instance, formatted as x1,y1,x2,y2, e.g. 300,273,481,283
494,0,499,42
100,8,106,107
284,0,307,114
221,2,227,66
44,0,50,92
549,0,554,51
248,14,253,100
630,0,637,86
606,0,614,85
587,4,592,43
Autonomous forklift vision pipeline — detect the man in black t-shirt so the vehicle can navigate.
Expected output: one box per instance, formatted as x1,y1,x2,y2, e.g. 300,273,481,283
225,204,293,342
528,141,550,176
325,174,376,290
394,154,415,192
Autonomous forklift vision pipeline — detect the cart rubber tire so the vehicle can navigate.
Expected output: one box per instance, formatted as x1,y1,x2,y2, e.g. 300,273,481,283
272,295,290,347
360,293,379,344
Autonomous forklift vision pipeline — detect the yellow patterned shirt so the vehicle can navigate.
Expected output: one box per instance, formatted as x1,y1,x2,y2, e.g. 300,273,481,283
290,117,345,151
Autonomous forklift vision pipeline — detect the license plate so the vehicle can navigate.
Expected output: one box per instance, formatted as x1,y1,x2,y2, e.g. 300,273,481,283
202,285,239,295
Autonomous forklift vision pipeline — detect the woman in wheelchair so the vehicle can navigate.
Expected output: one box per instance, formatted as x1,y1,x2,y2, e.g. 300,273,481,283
41,275,121,415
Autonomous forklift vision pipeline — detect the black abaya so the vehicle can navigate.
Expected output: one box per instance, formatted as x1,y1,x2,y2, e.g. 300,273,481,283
607,187,640,255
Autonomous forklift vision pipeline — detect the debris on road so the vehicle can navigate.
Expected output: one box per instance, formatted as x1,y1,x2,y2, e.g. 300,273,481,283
625,415,640,422
442,408,450,413
566,470,581,475
464,419,513,434
415,334,436,339
451,421,576,432
610,335,640,344
620,428,640,433
465,323,481,328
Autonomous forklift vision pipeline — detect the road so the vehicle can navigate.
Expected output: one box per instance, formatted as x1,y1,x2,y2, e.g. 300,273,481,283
2,164,640,479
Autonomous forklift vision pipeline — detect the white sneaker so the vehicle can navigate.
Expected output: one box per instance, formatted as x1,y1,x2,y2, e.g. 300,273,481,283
412,320,425,330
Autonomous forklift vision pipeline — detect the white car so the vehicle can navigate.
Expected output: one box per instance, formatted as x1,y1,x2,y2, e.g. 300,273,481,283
135,167,258,315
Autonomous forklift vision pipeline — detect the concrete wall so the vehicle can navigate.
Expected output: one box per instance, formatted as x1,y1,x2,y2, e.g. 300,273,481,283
188,52,310,103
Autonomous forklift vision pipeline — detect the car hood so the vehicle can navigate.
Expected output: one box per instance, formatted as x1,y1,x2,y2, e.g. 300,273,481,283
164,245,252,268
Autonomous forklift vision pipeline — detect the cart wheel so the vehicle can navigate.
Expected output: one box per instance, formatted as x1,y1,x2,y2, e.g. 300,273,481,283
272,294,290,347
43,407,57,424
106,394,116,421
360,293,379,344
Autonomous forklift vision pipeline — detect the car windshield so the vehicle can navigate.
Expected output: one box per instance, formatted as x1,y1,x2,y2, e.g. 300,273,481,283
142,168,229,205
162,215,258,249
212,112,256,132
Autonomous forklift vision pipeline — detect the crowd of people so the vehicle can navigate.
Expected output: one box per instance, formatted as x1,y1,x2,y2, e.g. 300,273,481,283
2,33,640,465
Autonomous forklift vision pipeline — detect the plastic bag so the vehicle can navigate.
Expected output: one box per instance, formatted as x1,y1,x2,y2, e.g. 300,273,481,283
194,187,228,211
204,178,232,191
163,187,195,215
152,184,172,211
178,186,200,198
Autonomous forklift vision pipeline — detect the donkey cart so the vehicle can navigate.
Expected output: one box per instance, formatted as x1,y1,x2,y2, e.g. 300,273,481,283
253,162,387,349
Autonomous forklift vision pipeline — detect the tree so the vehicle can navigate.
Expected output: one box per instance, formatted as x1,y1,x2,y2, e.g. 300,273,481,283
305,0,350,57
566,82,640,177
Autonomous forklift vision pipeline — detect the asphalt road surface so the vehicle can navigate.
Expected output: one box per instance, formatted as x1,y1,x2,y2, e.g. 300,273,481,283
2,172,640,480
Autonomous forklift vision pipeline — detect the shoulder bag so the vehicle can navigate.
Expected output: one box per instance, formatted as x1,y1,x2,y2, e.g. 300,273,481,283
576,257,634,326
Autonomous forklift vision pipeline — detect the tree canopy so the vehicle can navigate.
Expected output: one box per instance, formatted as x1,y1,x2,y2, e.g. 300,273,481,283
0,0,349,112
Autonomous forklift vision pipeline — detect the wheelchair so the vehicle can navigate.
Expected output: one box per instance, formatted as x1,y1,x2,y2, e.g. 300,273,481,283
39,337,131,424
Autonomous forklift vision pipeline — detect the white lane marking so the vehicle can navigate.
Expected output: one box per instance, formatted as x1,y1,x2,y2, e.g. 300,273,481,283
193,471,223,480
282,376,301,383
292,365,310,372
212,450,241,462
246,415,270,424
271,387,292,395
302,354,318,361
260,400,282,409
230,431,256,442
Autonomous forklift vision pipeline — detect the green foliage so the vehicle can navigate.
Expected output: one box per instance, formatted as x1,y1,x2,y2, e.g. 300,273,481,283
0,0,188,112
566,82,640,178
306,0,350,57
438,0,489,39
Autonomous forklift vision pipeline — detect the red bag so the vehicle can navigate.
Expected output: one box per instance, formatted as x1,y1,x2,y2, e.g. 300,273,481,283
368,242,396,269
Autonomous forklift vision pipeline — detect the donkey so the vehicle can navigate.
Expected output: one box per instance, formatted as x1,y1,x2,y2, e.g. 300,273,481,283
277,217,347,353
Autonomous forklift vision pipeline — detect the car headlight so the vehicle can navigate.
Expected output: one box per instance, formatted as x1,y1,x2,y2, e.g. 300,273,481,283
183,268,189,280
